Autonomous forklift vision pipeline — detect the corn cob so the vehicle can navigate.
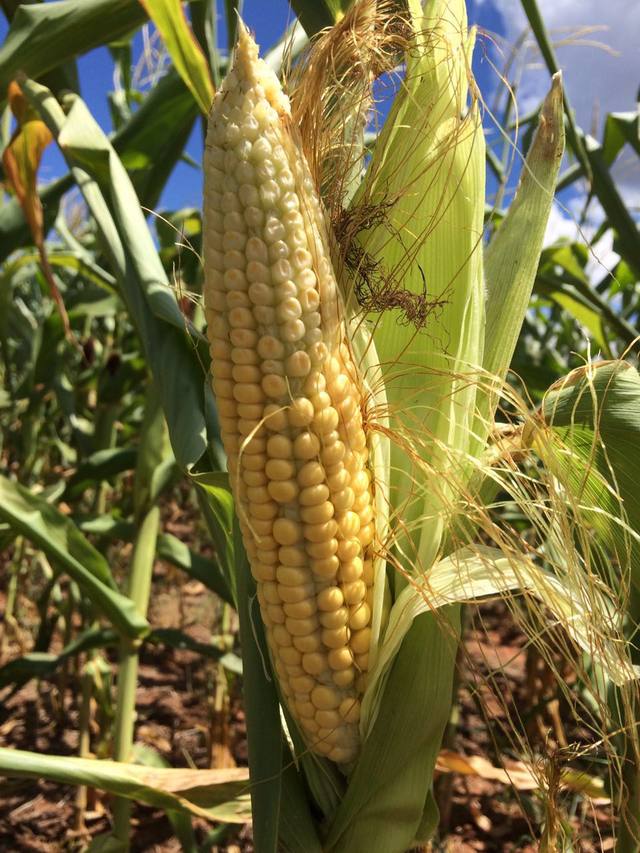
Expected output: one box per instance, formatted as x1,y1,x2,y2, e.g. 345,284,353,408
203,23,376,764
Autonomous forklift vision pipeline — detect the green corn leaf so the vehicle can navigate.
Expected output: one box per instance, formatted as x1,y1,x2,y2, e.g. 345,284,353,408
0,478,117,591
85,833,128,853
79,515,236,606
0,476,148,639
20,78,210,470
0,1,148,100
0,174,73,263
233,523,282,853
28,251,118,294
223,0,243,55
192,471,237,605
148,628,240,671
188,0,221,88
133,385,174,517
63,447,137,500
289,0,354,37
112,67,199,211
129,744,198,853
156,531,236,606
0,747,251,823
602,111,640,165
0,69,197,263
138,0,214,114
0,626,239,691
263,22,309,75
535,278,609,353
0,626,117,689
532,242,639,350
54,98,186,331
583,133,640,276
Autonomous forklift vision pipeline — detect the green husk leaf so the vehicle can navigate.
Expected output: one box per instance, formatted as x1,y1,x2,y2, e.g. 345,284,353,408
362,544,637,739
231,519,321,851
138,0,214,114
325,612,459,853
353,0,485,573
327,6,485,848
540,360,640,595
484,73,565,384
279,764,325,853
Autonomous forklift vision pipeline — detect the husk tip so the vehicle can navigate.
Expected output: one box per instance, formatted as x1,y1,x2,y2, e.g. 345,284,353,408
536,71,565,159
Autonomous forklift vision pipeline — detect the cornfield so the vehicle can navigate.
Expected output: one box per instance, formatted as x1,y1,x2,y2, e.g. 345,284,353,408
1,0,640,851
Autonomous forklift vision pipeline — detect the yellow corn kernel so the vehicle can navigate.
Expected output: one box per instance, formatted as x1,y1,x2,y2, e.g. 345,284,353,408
203,22,377,765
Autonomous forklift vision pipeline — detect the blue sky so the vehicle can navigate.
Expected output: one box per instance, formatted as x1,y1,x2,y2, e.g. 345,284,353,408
2,0,637,246
2,1,505,212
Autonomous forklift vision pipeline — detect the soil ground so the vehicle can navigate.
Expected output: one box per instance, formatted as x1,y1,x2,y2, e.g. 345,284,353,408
0,493,616,851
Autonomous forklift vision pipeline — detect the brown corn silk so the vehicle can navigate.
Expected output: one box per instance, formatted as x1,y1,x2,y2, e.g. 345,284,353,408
203,24,377,764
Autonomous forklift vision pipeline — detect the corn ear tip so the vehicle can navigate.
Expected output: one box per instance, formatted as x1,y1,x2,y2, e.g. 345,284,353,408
234,14,250,44
232,15,259,69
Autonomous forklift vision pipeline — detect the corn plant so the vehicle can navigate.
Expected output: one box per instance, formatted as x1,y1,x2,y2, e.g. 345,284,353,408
0,0,639,850
199,2,640,850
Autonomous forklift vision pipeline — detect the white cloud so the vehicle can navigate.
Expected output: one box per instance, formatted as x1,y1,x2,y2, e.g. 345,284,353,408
542,198,621,284
476,0,639,134
475,0,640,213
543,201,579,247
585,230,620,284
